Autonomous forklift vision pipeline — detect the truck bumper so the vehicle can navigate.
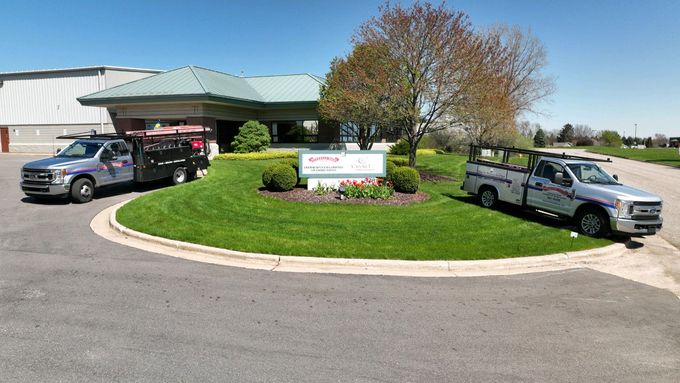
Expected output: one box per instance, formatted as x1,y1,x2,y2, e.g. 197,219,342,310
610,217,663,236
20,182,70,197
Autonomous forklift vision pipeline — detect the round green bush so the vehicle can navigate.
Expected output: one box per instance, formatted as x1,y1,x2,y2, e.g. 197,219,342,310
263,163,297,191
392,166,420,194
262,164,276,187
278,158,300,185
278,158,299,171
385,161,397,182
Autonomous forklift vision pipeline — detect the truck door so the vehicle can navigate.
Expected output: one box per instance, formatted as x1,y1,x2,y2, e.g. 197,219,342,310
99,141,134,184
526,160,575,215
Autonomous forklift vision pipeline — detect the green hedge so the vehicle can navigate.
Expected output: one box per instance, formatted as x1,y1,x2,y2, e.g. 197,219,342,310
392,166,420,193
214,151,297,161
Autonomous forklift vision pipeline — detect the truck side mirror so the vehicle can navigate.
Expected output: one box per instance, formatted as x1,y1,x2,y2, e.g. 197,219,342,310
613,174,619,181
554,172,563,185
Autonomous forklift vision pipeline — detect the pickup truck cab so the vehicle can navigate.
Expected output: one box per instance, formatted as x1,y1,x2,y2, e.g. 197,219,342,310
20,126,210,203
462,145,663,237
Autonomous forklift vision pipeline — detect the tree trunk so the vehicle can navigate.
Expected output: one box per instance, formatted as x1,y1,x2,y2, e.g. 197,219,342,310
408,140,417,167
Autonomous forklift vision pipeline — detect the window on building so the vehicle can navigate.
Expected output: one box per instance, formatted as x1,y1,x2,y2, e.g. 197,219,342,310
272,121,318,143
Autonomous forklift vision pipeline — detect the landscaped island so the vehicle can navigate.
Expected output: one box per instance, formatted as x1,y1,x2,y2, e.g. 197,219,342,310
116,154,611,260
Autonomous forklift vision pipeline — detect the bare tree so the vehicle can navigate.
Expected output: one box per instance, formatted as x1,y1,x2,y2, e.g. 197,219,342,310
652,133,668,147
573,124,594,139
356,1,498,166
487,24,556,116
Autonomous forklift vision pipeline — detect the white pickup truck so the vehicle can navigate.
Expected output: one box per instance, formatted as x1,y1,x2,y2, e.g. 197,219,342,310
462,145,663,237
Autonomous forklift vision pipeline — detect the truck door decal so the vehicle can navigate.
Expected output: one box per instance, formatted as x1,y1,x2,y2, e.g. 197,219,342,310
67,167,97,175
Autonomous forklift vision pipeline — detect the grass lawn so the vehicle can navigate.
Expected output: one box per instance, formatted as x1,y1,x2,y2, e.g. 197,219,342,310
117,154,611,260
585,146,680,167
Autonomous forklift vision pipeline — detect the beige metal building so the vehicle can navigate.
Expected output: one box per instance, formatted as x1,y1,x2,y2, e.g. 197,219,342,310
0,66,161,152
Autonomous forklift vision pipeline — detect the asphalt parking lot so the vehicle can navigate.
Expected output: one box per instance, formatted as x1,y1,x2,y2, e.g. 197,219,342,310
1,154,679,382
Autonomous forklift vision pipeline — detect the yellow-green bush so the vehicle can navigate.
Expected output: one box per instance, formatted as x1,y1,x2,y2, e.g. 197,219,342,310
416,149,438,156
213,151,297,161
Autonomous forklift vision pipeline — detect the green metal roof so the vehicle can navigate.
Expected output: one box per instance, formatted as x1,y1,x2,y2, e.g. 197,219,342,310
78,65,324,108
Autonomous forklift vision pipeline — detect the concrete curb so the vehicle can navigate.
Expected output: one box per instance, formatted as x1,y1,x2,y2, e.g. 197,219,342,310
91,198,629,277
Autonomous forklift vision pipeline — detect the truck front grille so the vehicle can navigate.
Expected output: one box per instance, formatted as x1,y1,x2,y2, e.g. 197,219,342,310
22,168,53,184
631,202,662,221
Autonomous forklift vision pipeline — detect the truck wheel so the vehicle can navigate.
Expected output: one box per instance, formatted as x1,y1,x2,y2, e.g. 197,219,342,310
576,208,610,237
479,187,498,209
172,167,187,185
71,178,94,203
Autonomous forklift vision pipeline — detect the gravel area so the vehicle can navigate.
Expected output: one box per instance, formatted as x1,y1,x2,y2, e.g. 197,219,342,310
259,186,430,205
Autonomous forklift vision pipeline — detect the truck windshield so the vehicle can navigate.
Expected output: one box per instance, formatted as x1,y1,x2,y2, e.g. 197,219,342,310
567,163,618,185
56,141,103,158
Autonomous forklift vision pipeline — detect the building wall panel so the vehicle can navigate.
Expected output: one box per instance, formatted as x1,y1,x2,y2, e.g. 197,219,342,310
8,123,114,153
0,70,103,125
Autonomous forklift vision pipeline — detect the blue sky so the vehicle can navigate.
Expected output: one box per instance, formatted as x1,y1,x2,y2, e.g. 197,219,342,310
2,0,679,137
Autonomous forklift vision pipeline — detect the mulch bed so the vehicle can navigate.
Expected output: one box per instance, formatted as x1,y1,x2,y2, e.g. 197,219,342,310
259,187,430,206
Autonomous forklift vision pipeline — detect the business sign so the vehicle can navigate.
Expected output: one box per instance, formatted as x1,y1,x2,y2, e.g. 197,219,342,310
298,150,386,178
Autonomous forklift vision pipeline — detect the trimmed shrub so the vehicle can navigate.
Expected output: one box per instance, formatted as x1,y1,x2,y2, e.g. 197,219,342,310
385,160,397,182
231,120,271,153
214,151,297,161
262,163,297,191
388,157,409,167
392,166,420,193
278,158,300,185
278,158,299,172
388,139,410,155
416,148,437,156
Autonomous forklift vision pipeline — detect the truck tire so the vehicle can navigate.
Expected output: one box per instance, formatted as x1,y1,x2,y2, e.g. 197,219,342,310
71,178,94,203
479,186,498,209
576,207,610,237
172,167,188,185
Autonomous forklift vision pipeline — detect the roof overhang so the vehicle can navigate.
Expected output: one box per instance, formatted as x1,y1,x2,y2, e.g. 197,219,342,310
78,94,317,110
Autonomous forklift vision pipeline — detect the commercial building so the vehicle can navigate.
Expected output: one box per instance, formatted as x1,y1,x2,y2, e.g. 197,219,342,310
78,65,339,153
0,66,161,152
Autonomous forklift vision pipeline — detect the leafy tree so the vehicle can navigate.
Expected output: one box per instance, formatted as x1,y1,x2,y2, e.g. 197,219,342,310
644,137,653,148
231,120,271,153
533,128,546,147
357,2,499,166
558,123,574,143
319,42,401,150
599,130,622,147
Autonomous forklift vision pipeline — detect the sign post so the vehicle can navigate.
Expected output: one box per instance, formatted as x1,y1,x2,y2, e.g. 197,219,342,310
298,150,387,190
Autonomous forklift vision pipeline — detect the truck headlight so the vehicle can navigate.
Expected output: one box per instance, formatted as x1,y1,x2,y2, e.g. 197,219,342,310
615,199,634,219
52,169,66,184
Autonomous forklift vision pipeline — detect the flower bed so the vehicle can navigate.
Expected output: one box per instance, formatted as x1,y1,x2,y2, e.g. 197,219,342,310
339,178,394,200
259,186,429,205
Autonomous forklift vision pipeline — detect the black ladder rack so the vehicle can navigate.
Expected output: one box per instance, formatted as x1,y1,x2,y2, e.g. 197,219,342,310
468,144,612,171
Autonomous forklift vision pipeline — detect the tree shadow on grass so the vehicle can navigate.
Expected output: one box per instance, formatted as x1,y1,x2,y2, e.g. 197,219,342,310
443,192,631,245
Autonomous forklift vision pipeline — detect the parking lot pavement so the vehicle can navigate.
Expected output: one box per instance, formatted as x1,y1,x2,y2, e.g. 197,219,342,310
1,154,679,382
